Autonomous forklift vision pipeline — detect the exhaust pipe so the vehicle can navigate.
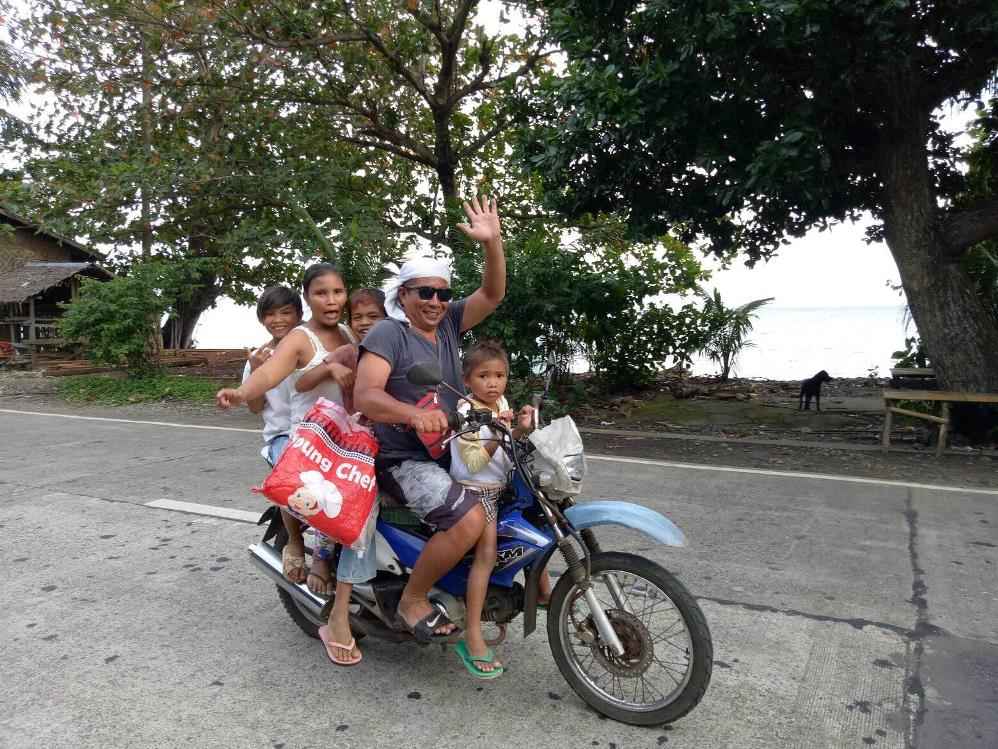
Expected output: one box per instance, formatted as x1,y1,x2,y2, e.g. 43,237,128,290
248,542,325,624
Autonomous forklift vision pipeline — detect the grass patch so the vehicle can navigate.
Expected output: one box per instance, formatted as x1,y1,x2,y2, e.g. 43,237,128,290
57,373,236,406
622,392,868,430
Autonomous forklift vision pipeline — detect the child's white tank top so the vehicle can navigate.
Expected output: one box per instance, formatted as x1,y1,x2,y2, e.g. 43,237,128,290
288,323,355,426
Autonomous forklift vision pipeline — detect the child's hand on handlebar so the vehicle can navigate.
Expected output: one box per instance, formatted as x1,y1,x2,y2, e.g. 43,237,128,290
409,409,450,434
216,387,245,409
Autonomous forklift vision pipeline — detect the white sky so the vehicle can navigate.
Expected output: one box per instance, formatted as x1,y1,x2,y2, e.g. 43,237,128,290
699,218,903,309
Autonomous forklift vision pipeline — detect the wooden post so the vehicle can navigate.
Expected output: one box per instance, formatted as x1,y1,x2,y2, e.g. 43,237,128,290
881,397,893,452
936,402,950,458
28,296,37,369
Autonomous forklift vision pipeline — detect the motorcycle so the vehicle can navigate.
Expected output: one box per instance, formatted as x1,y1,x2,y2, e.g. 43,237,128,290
249,362,712,726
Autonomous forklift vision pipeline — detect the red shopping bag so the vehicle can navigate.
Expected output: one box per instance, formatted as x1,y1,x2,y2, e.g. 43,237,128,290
256,398,379,547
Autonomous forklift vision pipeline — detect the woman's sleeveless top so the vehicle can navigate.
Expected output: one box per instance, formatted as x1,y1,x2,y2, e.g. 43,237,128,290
288,323,355,426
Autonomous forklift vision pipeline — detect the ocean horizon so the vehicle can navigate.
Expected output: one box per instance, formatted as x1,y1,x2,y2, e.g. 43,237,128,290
688,304,909,380
194,301,910,382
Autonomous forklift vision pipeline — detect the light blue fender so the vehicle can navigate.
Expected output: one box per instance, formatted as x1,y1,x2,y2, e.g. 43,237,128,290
564,500,686,547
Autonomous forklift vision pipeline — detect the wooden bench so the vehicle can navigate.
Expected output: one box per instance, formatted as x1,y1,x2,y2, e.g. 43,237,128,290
890,367,937,389
882,389,998,457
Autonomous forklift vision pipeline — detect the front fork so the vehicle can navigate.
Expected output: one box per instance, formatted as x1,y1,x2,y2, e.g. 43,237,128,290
556,525,627,656
581,529,634,615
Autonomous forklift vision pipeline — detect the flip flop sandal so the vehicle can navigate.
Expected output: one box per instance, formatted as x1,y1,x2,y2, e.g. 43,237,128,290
318,625,362,667
454,640,503,680
282,547,307,584
307,572,333,597
399,602,462,643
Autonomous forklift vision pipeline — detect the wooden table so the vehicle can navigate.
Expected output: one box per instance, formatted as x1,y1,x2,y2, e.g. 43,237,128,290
882,389,998,457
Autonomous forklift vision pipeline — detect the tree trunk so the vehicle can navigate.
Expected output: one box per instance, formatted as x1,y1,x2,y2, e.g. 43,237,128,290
433,109,463,249
161,278,218,349
880,106,998,394
139,28,153,259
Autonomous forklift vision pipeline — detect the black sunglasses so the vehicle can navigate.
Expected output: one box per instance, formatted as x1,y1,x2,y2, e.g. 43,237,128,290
404,285,454,302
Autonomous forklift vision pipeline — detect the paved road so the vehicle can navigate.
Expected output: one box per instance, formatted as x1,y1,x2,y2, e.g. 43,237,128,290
1,408,996,749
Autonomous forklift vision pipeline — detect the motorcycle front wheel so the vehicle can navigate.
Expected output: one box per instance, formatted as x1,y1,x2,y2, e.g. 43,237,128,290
547,551,712,726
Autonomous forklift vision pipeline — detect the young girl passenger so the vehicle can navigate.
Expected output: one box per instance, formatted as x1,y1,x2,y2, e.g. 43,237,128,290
297,288,387,413
449,341,535,678
296,288,386,666
216,264,355,599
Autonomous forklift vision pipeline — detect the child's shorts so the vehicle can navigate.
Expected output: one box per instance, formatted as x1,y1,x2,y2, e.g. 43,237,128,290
313,534,375,584
336,546,377,584
472,485,502,524
265,434,290,467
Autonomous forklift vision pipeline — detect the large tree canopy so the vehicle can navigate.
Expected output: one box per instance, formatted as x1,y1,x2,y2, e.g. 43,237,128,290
7,0,712,381
528,0,998,391
12,0,409,346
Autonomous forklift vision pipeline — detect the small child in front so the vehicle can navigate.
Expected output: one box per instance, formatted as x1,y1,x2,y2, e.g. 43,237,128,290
449,341,535,678
243,286,303,466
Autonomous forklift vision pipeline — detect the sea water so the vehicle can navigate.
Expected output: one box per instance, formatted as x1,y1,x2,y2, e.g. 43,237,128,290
689,305,910,380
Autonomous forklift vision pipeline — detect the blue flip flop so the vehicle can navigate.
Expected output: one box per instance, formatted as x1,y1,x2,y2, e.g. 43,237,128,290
454,640,504,680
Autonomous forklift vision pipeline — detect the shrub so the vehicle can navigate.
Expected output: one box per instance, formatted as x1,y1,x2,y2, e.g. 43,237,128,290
59,263,171,375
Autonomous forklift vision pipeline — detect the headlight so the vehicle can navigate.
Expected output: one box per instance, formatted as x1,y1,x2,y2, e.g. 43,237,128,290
564,452,586,482
535,470,554,487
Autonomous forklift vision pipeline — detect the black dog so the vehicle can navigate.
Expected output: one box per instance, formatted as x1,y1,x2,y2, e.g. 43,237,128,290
799,370,833,411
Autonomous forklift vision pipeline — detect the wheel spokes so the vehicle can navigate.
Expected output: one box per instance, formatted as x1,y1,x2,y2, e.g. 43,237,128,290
562,569,695,710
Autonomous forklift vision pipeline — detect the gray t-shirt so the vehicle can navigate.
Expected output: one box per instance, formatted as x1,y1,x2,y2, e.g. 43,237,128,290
359,298,467,461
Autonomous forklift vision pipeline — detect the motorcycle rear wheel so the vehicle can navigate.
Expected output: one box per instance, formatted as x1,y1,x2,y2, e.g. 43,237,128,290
277,586,322,639
547,552,712,726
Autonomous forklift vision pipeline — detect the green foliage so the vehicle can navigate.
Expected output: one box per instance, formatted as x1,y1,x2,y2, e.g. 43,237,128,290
959,100,998,320
14,0,717,389
697,288,773,382
0,5,28,144
891,336,930,369
503,373,579,422
459,221,710,391
57,373,229,405
585,302,708,391
527,0,998,258
59,263,175,374
15,0,409,345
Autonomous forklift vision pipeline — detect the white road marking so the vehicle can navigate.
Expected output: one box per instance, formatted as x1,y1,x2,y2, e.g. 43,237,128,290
587,454,998,496
0,407,258,433
4,406,996,496
145,498,260,523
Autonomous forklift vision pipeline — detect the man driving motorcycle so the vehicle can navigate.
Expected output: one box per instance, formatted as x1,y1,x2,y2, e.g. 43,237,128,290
354,195,506,641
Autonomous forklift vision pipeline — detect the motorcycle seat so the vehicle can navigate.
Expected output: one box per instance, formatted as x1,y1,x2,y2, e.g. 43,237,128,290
378,491,423,528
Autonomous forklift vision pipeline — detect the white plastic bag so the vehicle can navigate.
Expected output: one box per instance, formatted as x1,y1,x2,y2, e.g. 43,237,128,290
528,415,587,495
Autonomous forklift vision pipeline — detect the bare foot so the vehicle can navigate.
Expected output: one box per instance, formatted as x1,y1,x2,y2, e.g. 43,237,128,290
464,631,501,673
538,568,554,606
329,613,361,662
307,557,333,596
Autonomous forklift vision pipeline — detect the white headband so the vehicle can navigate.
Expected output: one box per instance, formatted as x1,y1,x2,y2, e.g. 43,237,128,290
383,257,453,322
